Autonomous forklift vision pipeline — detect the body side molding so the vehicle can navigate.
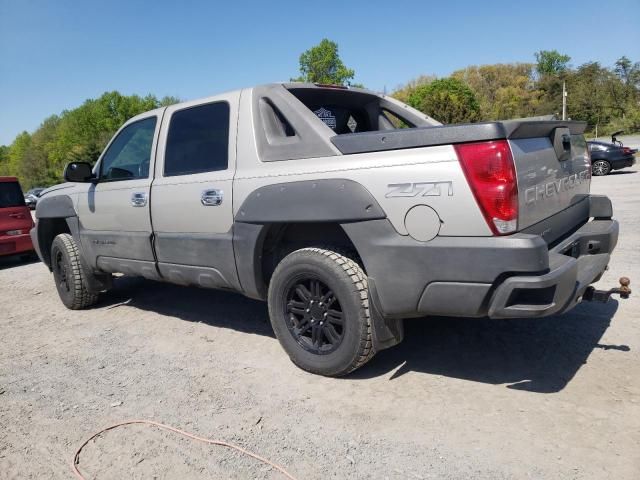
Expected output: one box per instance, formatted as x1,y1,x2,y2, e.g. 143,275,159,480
36,194,77,219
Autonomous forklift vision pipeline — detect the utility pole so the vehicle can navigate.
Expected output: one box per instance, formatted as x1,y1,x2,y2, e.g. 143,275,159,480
562,81,567,120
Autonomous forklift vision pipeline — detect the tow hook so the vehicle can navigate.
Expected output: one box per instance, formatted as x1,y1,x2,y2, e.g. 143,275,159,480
583,277,631,303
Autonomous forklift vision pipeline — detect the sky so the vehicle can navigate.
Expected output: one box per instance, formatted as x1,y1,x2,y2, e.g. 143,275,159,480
1,0,639,145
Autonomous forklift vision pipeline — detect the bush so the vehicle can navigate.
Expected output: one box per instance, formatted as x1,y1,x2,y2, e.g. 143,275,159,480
403,78,481,124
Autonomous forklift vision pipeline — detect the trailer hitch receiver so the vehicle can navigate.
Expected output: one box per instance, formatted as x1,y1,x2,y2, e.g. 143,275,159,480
583,277,631,303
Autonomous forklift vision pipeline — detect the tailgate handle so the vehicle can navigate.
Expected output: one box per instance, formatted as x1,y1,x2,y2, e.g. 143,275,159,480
551,127,572,161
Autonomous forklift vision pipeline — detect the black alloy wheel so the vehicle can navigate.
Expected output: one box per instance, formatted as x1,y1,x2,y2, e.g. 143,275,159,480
285,276,345,354
267,247,374,376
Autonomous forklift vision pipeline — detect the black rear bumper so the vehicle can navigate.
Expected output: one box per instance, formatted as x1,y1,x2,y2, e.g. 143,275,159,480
342,195,618,320
486,219,617,318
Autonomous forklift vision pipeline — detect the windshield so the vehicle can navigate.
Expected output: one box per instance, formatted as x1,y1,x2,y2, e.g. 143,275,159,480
0,181,26,208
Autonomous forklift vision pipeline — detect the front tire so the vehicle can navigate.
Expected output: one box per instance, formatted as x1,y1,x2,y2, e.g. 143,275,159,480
51,234,99,310
268,248,374,376
592,159,611,176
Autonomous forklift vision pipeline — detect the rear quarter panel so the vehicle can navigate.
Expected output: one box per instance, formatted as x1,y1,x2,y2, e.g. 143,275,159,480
233,145,492,237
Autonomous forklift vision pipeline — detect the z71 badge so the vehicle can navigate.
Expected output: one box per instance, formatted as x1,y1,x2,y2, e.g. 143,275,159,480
386,181,453,198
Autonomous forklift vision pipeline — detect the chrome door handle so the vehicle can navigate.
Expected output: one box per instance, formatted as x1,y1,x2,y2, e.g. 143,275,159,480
131,192,147,207
201,189,223,206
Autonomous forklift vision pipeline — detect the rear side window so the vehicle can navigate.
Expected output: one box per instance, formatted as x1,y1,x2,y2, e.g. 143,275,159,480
164,102,230,176
286,87,418,134
0,182,25,208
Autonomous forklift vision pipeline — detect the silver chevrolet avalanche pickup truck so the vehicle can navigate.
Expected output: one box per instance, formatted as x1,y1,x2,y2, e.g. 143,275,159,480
31,83,629,376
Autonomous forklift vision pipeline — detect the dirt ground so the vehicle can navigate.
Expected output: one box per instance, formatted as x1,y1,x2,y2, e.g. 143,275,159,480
1,164,639,480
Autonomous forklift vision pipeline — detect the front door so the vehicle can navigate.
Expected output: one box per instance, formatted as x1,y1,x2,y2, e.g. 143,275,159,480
76,113,161,278
150,93,240,290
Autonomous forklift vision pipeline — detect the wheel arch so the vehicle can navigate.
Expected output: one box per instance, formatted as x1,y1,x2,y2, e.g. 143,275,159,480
233,221,364,301
35,194,112,292
233,178,386,300
36,216,73,270
34,194,77,269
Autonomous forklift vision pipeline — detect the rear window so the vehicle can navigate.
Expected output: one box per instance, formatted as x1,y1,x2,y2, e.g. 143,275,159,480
287,87,415,134
0,181,26,208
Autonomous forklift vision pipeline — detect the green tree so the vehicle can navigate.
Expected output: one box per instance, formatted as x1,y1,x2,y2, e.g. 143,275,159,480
19,115,61,187
452,63,541,119
292,39,356,86
391,75,436,104
4,91,180,189
534,50,572,117
0,145,10,176
567,62,628,127
403,78,481,124
614,56,640,88
535,50,571,76
7,132,32,178
160,95,181,107
612,56,640,117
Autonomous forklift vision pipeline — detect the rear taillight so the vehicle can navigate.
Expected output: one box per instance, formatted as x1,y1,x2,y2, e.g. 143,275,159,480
454,140,518,235
622,147,631,155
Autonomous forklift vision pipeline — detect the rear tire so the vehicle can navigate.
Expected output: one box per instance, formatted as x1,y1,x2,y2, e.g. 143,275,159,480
268,247,374,377
51,234,98,310
592,159,611,176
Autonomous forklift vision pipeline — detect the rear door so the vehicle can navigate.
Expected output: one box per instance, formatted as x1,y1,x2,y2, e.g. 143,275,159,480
150,92,240,290
76,112,161,275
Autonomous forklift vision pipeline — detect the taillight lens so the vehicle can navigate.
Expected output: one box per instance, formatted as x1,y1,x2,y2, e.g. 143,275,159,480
622,147,631,155
454,140,518,235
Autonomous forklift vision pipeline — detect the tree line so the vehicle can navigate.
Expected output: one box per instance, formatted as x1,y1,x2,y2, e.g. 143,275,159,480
394,51,640,131
0,92,179,189
1,40,638,190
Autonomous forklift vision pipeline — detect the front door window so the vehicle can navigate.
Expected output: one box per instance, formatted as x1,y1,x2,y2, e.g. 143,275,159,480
99,117,157,181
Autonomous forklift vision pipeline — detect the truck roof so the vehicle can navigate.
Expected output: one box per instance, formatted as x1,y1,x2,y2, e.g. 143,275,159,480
157,83,385,113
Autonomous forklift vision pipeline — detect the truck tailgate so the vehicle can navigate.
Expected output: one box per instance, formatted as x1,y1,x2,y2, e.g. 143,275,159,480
508,122,591,230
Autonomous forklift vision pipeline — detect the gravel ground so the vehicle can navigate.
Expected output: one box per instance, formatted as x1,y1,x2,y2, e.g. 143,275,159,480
1,164,639,479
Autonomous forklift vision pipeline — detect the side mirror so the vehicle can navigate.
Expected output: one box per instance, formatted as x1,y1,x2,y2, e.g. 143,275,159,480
64,162,95,183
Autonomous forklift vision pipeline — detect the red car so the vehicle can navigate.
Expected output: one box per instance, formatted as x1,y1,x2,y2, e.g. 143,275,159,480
0,177,34,258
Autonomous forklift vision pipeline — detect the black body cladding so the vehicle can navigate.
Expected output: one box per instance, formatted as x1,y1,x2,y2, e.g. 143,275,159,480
235,179,386,224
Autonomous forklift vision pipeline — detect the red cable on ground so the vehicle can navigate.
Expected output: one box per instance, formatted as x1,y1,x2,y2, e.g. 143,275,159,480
71,419,299,480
